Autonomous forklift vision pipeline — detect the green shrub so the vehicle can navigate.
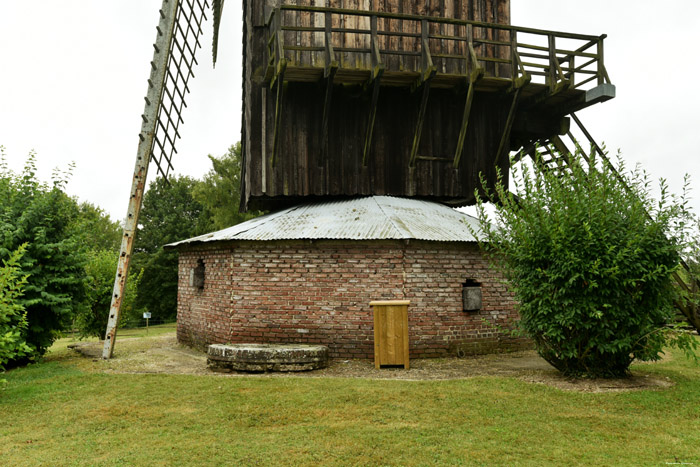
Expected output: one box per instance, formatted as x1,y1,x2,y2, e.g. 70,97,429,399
474,149,695,377
76,250,141,338
0,149,86,359
0,244,32,371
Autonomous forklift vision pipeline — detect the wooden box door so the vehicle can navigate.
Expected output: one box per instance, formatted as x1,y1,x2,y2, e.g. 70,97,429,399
371,300,410,369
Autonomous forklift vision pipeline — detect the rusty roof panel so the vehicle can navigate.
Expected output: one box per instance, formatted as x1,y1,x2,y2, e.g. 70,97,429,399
167,196,484,247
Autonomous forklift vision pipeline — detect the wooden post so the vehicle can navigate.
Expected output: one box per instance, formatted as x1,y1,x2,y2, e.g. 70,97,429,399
320,11,338,163
548,34,556,92
362,14,384,167
597,36,605,85
409,19,436,168
270,7,287,168
495,87,522,169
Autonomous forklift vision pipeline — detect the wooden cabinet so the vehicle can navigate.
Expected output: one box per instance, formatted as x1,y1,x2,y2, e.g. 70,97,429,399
371,300,410,369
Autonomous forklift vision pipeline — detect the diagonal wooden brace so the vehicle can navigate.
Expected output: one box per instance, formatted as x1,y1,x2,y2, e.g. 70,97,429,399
362,15,384,167
495,87,522,170
270,61,287,168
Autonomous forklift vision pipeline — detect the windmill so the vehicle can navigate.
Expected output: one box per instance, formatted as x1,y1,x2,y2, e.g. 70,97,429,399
104,0,698,359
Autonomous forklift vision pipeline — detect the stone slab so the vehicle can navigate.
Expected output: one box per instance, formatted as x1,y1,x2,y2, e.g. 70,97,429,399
207,343,329,373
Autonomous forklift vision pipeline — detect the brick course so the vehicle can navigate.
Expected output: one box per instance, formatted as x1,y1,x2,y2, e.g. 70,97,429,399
176,239,530,359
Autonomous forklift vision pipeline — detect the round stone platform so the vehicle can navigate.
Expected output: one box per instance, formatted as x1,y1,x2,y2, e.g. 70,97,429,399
207,343,329,373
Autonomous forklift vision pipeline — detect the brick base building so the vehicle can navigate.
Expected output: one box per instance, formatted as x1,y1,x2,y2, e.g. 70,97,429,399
169,197,530,359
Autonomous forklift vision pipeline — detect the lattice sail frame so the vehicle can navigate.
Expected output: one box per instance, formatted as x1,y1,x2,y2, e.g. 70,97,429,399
152,0,209,179
102,0,209,359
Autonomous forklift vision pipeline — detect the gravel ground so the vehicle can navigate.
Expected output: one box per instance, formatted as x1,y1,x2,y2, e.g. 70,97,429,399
66,333,675,393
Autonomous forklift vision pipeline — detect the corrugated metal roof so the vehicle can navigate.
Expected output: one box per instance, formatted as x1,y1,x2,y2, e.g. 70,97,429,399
167,196,484,248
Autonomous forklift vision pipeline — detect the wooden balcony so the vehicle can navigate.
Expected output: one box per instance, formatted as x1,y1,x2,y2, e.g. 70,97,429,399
264,5,615,118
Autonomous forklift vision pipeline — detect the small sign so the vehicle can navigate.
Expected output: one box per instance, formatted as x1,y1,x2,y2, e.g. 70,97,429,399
143,312,152,319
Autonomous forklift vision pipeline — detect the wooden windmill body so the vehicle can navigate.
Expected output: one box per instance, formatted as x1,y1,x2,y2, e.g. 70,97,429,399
103,0,700,358
240,0,614,212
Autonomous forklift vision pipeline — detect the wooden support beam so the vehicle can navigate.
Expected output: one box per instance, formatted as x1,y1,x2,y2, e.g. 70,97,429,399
269,8,287,90
549,135,573,167
320,11,338,164
408,19,437,167
412,19,437,92
362,15,384,167
495,87,522,169
453,24,484,169
409,80,432,168
512,113,569,140
510,140,538,165
362,73,382,167
320,67,336,164
510,30,531,89
270,71,286,168
452,81,476,169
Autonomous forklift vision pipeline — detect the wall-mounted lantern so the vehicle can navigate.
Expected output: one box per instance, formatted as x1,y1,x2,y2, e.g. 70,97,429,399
462,279,482,311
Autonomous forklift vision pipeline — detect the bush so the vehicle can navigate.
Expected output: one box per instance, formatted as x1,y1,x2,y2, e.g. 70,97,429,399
0,149,86,359
76,250,141,338
0,244,32,371
474,149,695,378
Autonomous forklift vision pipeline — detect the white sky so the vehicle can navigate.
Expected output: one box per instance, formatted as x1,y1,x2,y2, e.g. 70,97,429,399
1,1,699,222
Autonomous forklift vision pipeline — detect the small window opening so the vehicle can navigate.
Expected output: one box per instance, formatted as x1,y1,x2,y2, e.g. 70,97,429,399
192,259,205,290
462,279,482,312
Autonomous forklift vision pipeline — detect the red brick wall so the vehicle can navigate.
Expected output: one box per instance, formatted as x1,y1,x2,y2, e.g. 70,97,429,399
176,240,530,359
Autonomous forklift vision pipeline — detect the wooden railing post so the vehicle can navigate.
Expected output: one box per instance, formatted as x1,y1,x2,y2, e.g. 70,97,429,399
510,29,517,84
466,23,474,77
547,33,556,92
597,36,605,85
421,18,429,72
362,14,383,167
324,11,334,70
320,10,338,164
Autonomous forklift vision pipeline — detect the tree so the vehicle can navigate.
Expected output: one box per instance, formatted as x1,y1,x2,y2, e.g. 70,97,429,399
0,244,32,372
75,249,141,338
474,150,696,378
70,202,122,253
133,175,208,321
0,149,87,359
194,143,263,232
70,201,137,338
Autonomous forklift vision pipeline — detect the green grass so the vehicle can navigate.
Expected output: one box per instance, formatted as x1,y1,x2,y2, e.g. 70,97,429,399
51,323,178,353
2,334,700,466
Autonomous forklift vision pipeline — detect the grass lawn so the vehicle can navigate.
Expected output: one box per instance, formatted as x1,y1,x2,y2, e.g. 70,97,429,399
2,328,699,466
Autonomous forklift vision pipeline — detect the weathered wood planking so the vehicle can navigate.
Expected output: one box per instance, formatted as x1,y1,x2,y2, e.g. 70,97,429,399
243,0,513,211
273,0,509,74
247,83,509,210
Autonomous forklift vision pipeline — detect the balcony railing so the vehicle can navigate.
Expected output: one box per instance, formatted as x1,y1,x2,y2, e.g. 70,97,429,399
265,5,612,93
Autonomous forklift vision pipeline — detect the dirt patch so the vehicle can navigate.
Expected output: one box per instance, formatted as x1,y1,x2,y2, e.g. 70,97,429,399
67,333,675,392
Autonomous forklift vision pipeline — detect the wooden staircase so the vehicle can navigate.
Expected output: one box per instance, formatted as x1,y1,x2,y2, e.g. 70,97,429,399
510,113,700,333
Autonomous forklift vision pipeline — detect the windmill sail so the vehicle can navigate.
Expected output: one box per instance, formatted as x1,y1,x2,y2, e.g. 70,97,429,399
102,0,210,359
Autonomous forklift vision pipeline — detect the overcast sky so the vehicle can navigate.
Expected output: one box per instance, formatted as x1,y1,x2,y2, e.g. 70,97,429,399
1,1,699,222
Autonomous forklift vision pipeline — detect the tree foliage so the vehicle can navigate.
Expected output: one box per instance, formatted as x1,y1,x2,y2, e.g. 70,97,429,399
0,149,86,358
474,149,696,378
0,244,32,371
71,202,122,253
134,175,208,321
75,249,141,338
194,143,263,232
